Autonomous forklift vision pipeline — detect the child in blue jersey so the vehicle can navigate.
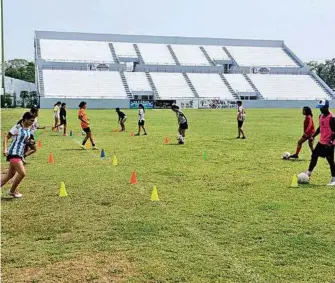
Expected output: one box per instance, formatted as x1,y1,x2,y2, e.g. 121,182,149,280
1,112,35,198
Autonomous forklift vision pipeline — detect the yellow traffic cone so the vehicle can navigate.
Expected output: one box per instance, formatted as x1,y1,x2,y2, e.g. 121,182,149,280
112,155,118,166
59,181,68,197
290,174,299,188
150,185,159,201
85,143,91,149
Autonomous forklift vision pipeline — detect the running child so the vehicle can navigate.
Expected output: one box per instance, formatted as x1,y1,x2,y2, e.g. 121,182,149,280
305,100,335,186
55,103,67,136
78,101,99,150
135,104,147,136
52,101,61,131
236,100,246,139
1,112,35,198
171,105,188,144
116,107,127,132
289,106,315,159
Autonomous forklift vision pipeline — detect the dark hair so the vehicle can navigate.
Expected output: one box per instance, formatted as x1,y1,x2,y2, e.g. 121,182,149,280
30,107,39,115
79,101,86,108
237,100,242,106
303,106,313,117
22,112,35,121
61,103,66,107
54,101,61,106
171,105,179,110
116,107,120,111
139,104,145,112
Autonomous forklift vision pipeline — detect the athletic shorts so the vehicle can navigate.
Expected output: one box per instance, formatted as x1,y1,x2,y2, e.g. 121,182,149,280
82,127,91,133
121,117,127,123
238,120,244,128
138,120,145,126
179,122,188,130
7,155,23,163
313,142,334,158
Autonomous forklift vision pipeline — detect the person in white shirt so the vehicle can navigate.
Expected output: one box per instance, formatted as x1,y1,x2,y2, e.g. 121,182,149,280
135,104,147,136
236,100,246,139
171,105,188,145
52,101,61,131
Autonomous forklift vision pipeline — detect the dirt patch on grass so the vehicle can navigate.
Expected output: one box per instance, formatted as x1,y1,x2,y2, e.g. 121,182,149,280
1,252,137,283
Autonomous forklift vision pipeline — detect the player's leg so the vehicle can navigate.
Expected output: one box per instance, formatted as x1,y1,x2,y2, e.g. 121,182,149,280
306,143,321,177
308,138,314,152
290,136,307,159
0,162,16,187
142,123,147,135
326,147,335,185
8,159,26,197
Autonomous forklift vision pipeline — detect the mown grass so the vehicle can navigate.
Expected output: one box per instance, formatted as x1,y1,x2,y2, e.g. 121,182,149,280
1,108,335,283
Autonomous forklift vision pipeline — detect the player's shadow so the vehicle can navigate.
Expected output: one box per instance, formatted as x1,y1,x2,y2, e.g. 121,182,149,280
1,197,14,202
60,148,85,151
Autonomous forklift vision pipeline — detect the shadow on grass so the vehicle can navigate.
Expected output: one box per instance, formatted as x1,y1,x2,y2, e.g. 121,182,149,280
60,148,86,151
1,197,14,202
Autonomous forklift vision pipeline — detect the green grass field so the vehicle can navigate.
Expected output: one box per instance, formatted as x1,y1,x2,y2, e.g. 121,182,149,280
1,108,335,283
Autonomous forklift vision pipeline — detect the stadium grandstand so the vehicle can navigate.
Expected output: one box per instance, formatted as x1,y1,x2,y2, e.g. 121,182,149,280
35,31,334,109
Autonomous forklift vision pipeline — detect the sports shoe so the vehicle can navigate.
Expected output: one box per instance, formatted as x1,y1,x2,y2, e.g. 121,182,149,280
178,140,184,145
134,133,140,136
81,145,86,150
241,136,246,139
327,177,335,186
8,190,23,198
92,146,99,150
289,154,299,159
236,136,240,139
143,133,147,136
63,134,68,136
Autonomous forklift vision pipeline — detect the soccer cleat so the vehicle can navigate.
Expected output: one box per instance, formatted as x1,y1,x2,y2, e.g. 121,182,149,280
241,136,246,139
8,190,23,198
178,140,184,145
289,154,299,159
92,146,99,150
134,133,140,136
327,177,335,186
236,136,240,139
143,133,147,136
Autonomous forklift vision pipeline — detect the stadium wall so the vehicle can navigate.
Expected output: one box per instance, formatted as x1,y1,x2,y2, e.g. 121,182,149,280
40,98,129,109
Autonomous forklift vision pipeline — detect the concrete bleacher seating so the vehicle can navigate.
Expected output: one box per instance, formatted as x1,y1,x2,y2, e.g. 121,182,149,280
171,45,210,66
43,70,126,98
40,39,113,62
249,74,327,100
150,73,194,98
203,46,230,61
124,72,152,92
225,74,254,93
137,43,175,65
187,74,234,99
226,46,297,67
112,42,137,58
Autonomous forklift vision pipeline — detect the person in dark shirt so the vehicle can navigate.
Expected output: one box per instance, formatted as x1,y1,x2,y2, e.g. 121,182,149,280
116,107,127,132
55,103,67,136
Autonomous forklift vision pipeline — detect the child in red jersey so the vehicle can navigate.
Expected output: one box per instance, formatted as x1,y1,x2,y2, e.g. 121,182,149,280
289,106,315,159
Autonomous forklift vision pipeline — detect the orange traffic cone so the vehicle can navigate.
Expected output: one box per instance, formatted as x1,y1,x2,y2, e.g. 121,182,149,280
37,140,42,148
130,132,134,136
164,137,169,144
48,153,54,164
130,171,138,184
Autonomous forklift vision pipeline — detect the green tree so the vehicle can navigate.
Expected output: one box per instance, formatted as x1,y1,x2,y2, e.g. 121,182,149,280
5,59,35,83
308,58,335,90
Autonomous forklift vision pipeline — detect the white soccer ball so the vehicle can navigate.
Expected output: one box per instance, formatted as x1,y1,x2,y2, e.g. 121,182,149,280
282,152,291,160
297,172,310,184
59,125,63,131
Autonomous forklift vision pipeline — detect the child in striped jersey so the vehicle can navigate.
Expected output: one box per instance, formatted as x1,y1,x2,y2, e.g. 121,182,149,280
171,105,188,144
1,112,35,198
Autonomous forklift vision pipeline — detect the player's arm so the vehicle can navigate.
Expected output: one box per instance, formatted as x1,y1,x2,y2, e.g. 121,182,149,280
329,117,335,144
3,133,13,156
312,127,320,139
304,116,313,136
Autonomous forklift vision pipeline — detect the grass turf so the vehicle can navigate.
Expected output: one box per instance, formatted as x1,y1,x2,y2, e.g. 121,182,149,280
1,108,335,283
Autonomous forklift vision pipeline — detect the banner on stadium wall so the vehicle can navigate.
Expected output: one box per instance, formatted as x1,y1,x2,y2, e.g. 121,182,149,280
198,99,236,109
130,100,154,109
250,67,270,74
176,99,198,109
87,63,110,71
154,100,176,109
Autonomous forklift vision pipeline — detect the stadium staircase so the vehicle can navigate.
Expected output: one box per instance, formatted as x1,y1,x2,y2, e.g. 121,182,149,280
133,44,145,63
218,73,239,99
182,73,199,98
145,72,160,99
243,74,264,99
309,73,334,99
119,71,133,98
108,43,119,63
199,46,215,66
167,45,181,65
36,39,45,95
222,47,238,66
282,48,303,67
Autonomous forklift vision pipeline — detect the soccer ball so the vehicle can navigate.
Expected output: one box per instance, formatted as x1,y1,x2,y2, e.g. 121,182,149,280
59,125,63,131
297,172,310,184
282,152,291,160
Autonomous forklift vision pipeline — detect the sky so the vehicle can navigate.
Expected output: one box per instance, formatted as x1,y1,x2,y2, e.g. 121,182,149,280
2,0,335,62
